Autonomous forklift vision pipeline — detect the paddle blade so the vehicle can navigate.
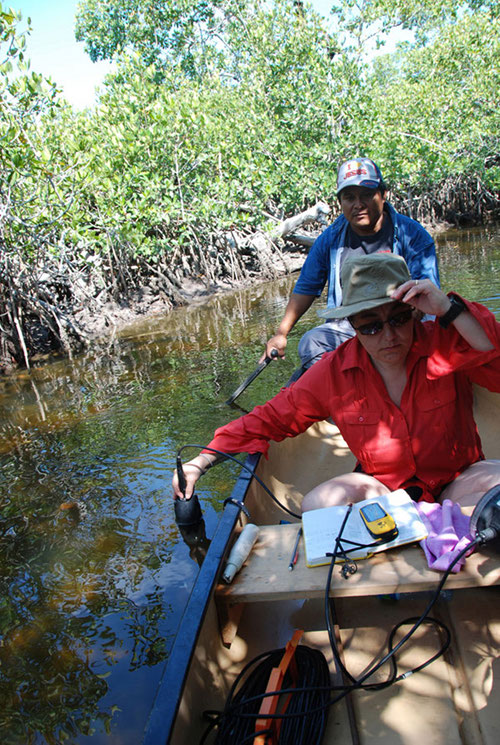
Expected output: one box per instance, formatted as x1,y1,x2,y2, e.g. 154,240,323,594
225,350,278,405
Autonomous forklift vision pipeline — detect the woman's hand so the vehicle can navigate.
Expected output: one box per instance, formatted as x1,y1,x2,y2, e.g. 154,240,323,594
172,454,216,500
391,278,452,318
393,279,493,351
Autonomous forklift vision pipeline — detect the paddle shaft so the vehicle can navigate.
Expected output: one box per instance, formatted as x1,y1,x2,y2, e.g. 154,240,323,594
226,349,278,404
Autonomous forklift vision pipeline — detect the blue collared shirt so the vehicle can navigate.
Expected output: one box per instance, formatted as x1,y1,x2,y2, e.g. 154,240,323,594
293,202,440,308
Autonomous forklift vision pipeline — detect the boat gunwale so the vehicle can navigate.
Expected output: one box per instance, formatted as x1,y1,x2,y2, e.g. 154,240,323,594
142,452,261,745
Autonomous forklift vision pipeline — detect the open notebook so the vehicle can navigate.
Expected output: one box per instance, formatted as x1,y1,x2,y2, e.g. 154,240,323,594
302,489,428,567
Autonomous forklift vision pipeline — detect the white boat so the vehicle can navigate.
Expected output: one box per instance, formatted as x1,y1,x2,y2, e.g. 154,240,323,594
144,386,500,745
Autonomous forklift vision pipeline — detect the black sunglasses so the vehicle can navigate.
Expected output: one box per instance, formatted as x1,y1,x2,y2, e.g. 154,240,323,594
350,308,414,336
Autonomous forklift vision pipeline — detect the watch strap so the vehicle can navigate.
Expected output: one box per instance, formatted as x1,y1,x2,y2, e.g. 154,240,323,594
438,295,466,328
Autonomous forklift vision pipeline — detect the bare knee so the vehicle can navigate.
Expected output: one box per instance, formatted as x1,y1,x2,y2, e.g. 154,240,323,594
441,460,500,508
301,473,388,513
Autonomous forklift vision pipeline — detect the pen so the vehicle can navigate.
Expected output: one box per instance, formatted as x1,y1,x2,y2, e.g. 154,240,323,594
288,527,303,571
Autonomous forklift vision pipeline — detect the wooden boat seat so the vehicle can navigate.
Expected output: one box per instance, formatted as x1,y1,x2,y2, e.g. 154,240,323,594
215,523,500,644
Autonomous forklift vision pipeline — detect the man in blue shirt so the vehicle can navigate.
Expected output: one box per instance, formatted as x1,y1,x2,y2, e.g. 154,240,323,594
262,158,440,373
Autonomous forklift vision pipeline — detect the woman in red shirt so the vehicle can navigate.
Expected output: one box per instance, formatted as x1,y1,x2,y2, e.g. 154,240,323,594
173,254,500,512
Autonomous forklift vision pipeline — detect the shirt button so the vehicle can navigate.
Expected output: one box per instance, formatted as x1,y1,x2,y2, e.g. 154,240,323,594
434,399,440,404
358,416,364,422
430,480,435,486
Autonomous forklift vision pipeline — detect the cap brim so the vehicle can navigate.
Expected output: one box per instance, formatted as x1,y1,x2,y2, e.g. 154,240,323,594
318,295,395,320
337,179,380,195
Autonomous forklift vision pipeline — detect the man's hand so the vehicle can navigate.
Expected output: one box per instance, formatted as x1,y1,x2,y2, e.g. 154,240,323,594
260,334,286,363
259,293,316,363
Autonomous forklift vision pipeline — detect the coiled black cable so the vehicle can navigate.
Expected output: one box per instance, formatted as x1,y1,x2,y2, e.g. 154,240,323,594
324,510,454,694
200,645,331,745
198,520,471,745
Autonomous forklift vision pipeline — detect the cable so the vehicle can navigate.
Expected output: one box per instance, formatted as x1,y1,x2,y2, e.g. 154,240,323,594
200,645,331,745
199,530,475,745
179,442,481,737
323,507,457,695
177,444,301,519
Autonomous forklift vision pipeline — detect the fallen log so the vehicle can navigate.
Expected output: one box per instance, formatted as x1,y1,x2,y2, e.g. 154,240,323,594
216,201,332,278
283,232,316,247
272,201,331,239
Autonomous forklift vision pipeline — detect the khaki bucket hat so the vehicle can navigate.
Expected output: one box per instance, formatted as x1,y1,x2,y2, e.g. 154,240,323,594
318,253,411,319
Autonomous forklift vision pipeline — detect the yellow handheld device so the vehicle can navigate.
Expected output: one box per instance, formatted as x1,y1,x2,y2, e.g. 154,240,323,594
359,501,398,541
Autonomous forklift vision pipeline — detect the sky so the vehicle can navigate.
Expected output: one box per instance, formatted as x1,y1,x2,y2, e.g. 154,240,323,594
11,0,115,109
10,1,396,110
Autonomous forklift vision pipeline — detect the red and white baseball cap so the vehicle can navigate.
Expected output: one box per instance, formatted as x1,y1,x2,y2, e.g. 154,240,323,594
336,158,383,194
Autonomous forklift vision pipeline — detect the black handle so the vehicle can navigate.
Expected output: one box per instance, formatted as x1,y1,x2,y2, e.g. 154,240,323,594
174,454,203,527
225,349,279,405
176,454,187,497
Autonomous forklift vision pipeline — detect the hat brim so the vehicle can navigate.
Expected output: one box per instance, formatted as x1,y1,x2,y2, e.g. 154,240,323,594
318,294,396,320
337,178,380,195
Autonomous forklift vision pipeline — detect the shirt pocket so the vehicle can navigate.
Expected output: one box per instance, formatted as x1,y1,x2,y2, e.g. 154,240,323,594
416,379,457,451
343,411,380,427
418,381,457,413
339,410,382,464
340,409,410,476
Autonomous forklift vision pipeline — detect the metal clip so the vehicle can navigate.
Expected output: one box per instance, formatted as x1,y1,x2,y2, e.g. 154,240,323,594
223,498,251,519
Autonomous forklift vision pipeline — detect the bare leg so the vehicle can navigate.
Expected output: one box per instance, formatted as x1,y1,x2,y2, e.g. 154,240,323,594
301,472,389,513
440,460,500,508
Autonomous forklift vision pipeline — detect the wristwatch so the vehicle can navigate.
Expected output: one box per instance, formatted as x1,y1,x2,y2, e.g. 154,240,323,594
438,295,466,328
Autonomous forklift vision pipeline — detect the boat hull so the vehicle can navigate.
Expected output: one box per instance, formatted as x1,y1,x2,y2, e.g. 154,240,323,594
144,386,500,745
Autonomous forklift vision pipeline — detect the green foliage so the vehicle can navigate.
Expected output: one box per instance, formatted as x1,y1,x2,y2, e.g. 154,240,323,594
1,0,499,367
330,0,498,50
0,5,81,260
68,1,344,261
3,1,500,262
75,0,245,75
365,10,500,192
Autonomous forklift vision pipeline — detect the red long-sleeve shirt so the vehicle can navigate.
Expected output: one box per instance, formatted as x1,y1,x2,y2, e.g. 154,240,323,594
208,298,500,501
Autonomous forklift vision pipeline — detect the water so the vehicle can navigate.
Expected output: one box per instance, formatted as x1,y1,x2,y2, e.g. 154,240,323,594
0,225,499,744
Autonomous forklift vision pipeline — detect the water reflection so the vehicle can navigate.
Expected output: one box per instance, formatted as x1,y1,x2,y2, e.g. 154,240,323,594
0,273,299,745
435,224,500,313
178,520,211,568
0,225,498,744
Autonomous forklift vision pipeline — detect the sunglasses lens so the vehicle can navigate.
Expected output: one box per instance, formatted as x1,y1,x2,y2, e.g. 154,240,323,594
355,309,413,335
389,310,413,327
358,322,383,335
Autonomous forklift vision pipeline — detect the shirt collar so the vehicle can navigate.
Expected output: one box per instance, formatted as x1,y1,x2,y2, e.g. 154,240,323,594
339,336,368,372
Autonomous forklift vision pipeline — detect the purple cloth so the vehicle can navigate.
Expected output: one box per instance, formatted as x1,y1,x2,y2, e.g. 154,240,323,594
415,499,475,573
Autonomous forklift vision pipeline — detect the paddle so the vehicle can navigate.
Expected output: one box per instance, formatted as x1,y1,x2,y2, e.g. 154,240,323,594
226,349,278,405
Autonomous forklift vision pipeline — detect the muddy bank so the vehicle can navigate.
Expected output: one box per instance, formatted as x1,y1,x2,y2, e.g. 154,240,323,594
1,201,327,376
76,251,307,340
0,246,307,375
76,218,460,345
0,208,473,376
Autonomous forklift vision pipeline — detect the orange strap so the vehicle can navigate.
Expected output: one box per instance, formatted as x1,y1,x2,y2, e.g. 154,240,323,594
254,629,304,745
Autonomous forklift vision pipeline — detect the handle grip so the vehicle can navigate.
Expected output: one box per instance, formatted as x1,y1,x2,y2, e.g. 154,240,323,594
176,455,187,498
225,348,278,405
